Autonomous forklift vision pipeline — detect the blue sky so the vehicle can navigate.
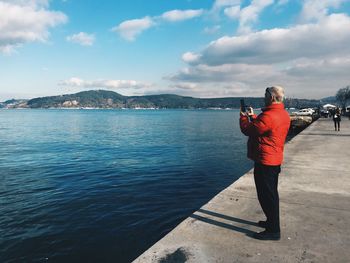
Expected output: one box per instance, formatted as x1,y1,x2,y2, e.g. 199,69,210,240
1,0,350,100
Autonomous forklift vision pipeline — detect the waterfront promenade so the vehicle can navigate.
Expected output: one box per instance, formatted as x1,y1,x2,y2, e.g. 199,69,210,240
134,118,350,263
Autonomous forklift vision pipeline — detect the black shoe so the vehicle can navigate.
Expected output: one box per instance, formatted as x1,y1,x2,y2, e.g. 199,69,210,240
252,230,280,240
258,220,267,228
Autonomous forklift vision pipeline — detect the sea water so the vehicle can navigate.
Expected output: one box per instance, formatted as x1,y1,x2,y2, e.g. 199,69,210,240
0,109,252,262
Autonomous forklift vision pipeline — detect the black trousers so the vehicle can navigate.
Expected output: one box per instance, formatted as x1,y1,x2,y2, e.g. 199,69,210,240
254,162,281,233
333,119,340,130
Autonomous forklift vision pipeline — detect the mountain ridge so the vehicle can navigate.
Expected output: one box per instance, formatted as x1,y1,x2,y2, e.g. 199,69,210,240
1,89,326,109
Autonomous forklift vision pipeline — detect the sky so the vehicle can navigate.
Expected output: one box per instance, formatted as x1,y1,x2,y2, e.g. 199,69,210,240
1,0,350,101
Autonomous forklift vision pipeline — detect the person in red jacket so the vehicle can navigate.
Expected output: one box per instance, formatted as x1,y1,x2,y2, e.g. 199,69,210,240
240,86,290,240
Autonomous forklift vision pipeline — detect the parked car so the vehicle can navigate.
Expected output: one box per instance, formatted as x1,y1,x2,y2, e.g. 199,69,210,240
320,109,330,118
292,108,314,116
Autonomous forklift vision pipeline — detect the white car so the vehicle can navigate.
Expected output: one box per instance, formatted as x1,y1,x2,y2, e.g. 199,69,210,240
292,108,314,116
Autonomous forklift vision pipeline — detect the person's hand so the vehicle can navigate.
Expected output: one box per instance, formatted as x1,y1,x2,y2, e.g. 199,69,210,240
247,107,254,116
240,110,247,117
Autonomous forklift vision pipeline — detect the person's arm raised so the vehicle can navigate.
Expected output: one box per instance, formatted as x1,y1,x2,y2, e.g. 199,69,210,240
240,113,271,137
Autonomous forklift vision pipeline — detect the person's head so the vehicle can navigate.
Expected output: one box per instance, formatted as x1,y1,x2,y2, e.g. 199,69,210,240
265,86,285,106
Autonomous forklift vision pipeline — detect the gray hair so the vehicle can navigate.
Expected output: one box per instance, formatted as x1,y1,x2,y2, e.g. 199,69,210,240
266,85,285,103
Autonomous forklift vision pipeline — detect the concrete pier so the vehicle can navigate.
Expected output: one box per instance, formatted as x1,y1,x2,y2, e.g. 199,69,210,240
134,118,350,263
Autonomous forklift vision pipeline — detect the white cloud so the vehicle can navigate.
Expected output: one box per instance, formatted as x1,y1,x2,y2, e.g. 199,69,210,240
167,80,254,97
184,14,350,65
300,0,347,22
112,16,154,41
60,77,85,87
168,12,350,99
212,0,241,10
113,0,274,42
182,52,202,64
169,82,199,90
0,45,16,55
66,32,95,46
161,9,204,22
0,0,67,54
169,57,350,99
113,9,205,41
203,25,221,34
210,0,241,20
1,0,49,8
281,57,350,98
224,5,240,19
277,0,289,6
169,79,261,98
284,57,350,78
169,63,279,83
224,0,274,34
59,77,150,90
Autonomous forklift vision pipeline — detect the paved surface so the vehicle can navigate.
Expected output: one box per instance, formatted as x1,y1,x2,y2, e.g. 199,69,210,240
133,118,350,263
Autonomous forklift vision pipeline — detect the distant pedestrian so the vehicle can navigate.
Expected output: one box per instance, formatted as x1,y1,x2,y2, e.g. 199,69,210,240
333,108,341,131
240,86,290,240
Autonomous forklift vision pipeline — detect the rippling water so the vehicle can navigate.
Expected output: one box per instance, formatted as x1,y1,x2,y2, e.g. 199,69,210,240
0,109,252,262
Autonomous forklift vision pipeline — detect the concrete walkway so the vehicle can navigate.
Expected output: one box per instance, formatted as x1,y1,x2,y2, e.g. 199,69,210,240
134,118,350,263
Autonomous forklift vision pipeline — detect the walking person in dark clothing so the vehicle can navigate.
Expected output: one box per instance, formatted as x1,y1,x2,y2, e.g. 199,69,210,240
333,108,341,131
240,86,290,240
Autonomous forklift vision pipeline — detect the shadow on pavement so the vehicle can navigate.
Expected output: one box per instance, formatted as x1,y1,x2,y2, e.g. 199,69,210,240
190,211,260,236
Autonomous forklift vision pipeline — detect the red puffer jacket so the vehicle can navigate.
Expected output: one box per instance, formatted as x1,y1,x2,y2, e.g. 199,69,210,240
240,103,290,166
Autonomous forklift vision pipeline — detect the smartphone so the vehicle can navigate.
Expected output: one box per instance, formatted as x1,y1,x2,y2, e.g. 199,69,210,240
240,99,246,112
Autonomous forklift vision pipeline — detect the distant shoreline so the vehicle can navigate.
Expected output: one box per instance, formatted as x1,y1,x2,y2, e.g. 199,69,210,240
0,107,303,111
0,90,328,110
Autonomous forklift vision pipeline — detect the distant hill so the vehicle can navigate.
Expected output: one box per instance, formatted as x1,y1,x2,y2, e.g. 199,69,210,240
25,90,266,109
320,96,337,104
1,90,326,109
0,99,28,109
